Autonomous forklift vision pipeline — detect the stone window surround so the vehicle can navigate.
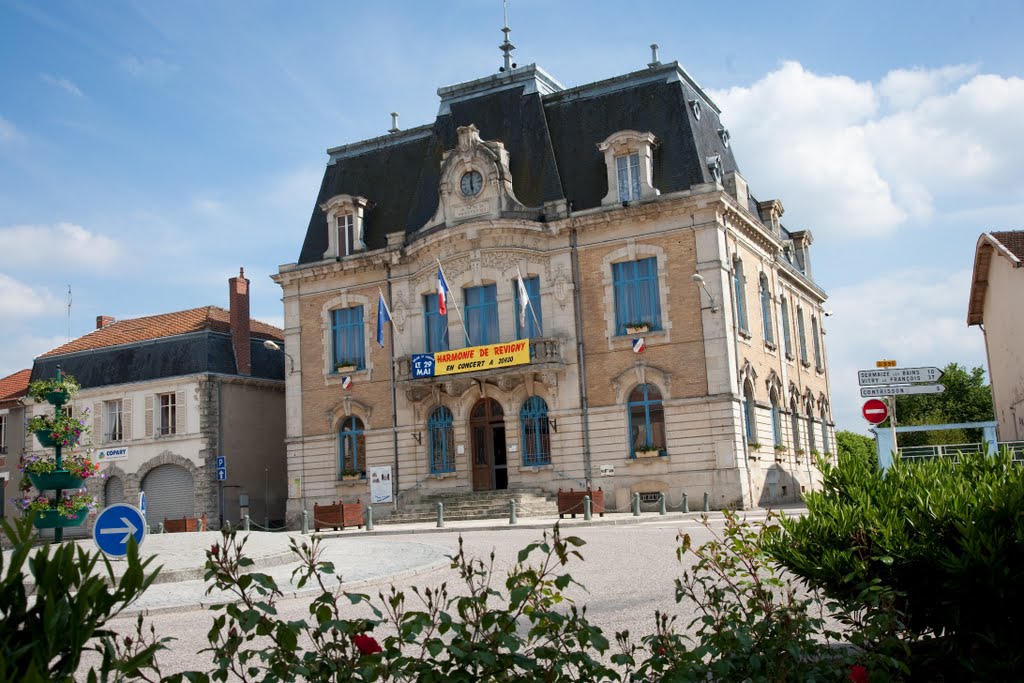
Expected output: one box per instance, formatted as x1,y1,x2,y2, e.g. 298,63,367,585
321,292,372,385
320,194,371,260
597,130,659,207
601,241,672,351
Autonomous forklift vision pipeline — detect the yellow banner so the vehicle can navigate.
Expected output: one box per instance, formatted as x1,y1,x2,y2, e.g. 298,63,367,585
433,340,531,376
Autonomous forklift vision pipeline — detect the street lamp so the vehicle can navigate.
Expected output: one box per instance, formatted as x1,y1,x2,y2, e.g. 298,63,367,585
263,339,296,374
691,273,720,313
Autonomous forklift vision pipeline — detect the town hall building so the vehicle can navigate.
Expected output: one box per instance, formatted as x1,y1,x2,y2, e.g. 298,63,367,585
273,44,834,517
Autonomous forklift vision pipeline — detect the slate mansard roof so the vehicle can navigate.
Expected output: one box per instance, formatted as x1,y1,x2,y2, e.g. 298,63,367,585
30,307,285,390
297,61,758,266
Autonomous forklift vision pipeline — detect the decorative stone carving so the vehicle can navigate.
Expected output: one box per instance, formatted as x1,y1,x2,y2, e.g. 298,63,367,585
496,374,524,392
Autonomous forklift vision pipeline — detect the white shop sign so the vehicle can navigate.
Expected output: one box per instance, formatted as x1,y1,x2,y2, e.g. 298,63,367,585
96,447,129,462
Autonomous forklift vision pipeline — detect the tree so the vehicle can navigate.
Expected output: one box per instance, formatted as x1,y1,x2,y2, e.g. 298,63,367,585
884,363,993,447
835,430,876,468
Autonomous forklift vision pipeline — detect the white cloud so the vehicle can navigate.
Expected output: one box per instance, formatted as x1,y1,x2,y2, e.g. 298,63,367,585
824,268,986,433
0,333,68,378
0,223,126,271
0,115,21,142
118,55,179,80
711,63,1024,240
0,274,61,317
41,73,83,97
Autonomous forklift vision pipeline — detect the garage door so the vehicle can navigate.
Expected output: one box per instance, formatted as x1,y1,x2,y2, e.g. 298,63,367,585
141,464,195,530
104,476,125,507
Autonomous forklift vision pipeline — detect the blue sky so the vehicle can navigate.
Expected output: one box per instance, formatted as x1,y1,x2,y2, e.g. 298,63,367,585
2,0,1022,432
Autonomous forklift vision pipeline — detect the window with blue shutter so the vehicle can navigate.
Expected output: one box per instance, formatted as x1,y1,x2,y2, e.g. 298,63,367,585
338,416,364,476
627,384,666,457
797,306,808,364
613,257,661,336
734,258,748,334
423,293,449,353
331,307,365,370
812,315,823,370
520,396,551,466
428,406,455,474
760,274,774,345
464,284,498,346
780,296,793,358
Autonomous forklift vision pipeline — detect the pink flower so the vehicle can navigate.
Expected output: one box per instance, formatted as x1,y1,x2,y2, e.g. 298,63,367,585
849,664,869,683
353,633,382,655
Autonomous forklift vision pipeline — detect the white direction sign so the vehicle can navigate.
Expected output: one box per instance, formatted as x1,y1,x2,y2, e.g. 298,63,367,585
860,384,946,397
858,367,944,386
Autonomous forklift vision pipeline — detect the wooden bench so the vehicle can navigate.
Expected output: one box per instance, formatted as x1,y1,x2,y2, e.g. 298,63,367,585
163,513,207,533
557,488,605,519
314,500,364,531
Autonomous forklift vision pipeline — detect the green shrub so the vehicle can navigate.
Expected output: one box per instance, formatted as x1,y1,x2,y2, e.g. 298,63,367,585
767,448,1024,675
0,514,167,683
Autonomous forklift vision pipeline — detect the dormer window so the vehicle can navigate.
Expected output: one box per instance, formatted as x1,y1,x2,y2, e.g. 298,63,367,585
320,194,370,260
718,127,730,148
706,155,722,184
616,153,641,202
337,213,355,256
689,99,702,120
597,130,659,207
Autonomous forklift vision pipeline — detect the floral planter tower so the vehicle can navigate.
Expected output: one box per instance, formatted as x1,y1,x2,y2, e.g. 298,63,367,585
20,368,97,543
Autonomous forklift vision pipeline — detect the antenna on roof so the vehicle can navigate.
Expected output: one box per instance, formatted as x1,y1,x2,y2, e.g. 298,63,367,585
499,0,516,73
66,285,72,341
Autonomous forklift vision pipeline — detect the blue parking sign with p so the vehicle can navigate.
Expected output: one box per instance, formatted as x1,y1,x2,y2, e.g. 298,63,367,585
216,456,226,469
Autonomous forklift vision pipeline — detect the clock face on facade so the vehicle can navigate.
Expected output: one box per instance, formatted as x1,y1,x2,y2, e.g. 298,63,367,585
460,170,483,197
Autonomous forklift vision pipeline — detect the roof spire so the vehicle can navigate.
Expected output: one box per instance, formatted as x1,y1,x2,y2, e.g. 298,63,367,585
499,0,515,73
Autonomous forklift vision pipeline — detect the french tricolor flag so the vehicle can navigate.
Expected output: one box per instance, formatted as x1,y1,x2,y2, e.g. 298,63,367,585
437,267,450,315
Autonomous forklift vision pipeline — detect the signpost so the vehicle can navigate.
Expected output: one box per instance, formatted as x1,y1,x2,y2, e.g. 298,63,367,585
858,367,944,386
93,504,147,559
862,399,889,425
138,491,146,516
860,384,946,397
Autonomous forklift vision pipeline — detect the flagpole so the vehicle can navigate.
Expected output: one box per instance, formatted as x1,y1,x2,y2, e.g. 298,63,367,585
383,274,399,513
517,265,544,338
437,258,473,347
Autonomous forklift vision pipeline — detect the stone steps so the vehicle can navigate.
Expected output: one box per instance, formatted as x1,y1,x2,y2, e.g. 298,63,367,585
378,489,558,525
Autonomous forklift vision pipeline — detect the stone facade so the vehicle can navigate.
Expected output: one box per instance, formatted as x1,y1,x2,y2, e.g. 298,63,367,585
275,60,833,516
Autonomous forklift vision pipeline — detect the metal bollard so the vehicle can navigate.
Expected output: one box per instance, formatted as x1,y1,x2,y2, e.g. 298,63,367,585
301,510,309,535
158,521,165,534
583,494,592,521
702,492,710,513
632,492,640,517
509,498,517,525
244,514,251,531
659,492,667,516
366,505,374,531
436,501,445,528
682,492,689,513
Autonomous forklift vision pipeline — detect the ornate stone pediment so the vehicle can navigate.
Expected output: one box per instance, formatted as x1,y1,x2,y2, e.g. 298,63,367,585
424,124,529,230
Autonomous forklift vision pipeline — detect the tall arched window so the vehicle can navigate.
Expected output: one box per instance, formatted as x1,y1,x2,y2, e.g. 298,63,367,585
338,416,365,476
820,406,830,454
733,257,748,333
743,381,756,443
780,295,793,358
790,398,802,453
806,400,816,454
770,389,783,448
759,273,774,345
428,406,455,474
797,305,808,364
628,384,665,457
811,315,823,370
520,396,551,466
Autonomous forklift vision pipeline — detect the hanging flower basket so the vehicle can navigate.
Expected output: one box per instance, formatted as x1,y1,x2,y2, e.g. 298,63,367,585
45,390,72,407
28,374,80,405
29,469,85,491
28,412,88,449
32,507,89,529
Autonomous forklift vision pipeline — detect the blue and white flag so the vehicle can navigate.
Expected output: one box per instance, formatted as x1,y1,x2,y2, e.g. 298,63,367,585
377,292,392,348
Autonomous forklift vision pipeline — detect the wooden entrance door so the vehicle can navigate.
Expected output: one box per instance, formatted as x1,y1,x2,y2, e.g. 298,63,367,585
470,399,503,491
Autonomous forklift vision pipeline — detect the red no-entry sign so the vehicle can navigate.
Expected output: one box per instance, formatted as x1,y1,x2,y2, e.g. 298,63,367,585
862,398,889,424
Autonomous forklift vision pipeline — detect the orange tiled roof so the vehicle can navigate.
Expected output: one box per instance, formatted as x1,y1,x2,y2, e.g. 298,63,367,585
37,306,283,359
0,369,31,408
992,231,1024,261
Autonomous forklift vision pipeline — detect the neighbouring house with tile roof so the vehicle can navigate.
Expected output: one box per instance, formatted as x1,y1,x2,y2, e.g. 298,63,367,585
273,43,833,520
968,230,1024,441
26,269,287,537
0,369,31,522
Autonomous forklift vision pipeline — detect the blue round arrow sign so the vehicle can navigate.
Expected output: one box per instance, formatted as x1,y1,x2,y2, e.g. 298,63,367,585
93,503,147,558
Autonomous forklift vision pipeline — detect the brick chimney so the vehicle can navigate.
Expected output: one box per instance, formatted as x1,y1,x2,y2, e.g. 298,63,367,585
96,315,115,329
229,268,251,376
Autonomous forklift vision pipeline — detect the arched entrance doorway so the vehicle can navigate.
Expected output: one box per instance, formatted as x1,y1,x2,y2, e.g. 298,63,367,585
141,464,195,529
470,398,507,491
